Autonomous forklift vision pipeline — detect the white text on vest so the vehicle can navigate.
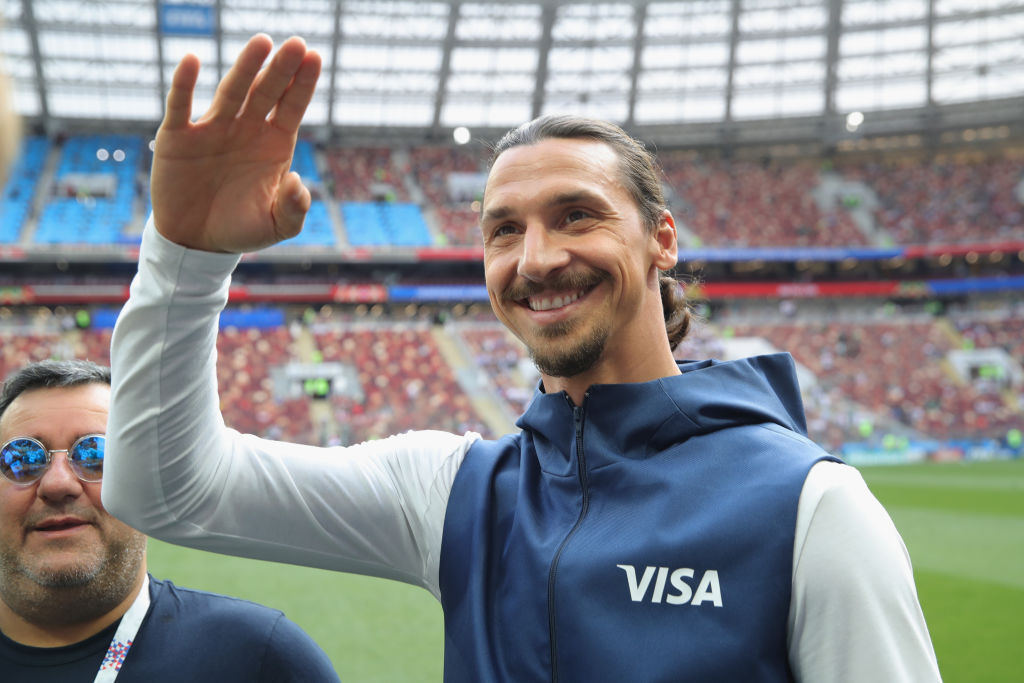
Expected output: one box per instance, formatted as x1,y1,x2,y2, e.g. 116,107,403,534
616,565,723,606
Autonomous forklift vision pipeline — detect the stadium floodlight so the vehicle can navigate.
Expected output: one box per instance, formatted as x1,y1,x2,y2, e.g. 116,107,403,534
846,111,865,132
453,126,471,145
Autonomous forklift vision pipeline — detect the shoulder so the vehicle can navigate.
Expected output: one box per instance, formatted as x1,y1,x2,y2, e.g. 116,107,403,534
147,578,339,681
797,460,888,536
153,577,286,624
789,464,941,680
794,460,919,612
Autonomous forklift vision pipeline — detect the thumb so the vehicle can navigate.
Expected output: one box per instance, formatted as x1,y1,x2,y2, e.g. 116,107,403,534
273,171,311,241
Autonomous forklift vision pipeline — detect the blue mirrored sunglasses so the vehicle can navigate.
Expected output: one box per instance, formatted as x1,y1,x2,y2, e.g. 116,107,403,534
0,434,105,485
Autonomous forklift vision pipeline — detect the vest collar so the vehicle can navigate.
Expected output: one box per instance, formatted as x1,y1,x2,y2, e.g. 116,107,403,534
516,354,808,469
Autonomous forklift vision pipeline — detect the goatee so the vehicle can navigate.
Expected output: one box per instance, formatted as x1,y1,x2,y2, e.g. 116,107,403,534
529,318,610,378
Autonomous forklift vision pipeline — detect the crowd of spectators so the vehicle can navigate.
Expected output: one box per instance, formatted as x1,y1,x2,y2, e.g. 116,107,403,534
313,321,488,443
724,316,1019,445
660,154,869,248
409,145,487,247
4,135,1024,250
839,157,1024,245
0,298,1020,454
327,145,410,203
456,322,535,419
216,325,315,444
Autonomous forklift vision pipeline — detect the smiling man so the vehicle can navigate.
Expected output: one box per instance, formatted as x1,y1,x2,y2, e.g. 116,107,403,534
481,126,683,396
105,34,941,682
0,360,340,682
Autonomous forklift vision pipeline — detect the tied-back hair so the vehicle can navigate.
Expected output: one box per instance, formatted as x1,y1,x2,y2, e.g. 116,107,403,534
0,359,110,423
490,114,692,350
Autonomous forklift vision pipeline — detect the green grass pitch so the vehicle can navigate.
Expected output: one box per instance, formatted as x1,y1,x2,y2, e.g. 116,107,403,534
145,458,1023,681
860,458,1023,683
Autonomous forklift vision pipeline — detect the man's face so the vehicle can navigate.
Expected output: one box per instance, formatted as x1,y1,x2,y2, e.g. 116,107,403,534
0,383,145,626
481,137,676,380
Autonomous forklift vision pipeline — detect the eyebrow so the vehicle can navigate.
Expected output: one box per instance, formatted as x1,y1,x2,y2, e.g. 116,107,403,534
481,190,607,224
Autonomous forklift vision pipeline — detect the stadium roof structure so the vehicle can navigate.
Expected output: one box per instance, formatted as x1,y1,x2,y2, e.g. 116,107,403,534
3,0,1024,149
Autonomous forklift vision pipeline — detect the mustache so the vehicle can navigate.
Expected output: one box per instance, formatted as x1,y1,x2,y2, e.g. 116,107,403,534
503,270,609,302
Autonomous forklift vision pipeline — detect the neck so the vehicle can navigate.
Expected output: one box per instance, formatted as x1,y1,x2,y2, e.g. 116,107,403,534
543,342,681,406
0,568,147,648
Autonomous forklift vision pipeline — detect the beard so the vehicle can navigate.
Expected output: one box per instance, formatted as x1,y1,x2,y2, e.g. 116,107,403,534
503,269,612,378
528,316,610,378
0,526,146,628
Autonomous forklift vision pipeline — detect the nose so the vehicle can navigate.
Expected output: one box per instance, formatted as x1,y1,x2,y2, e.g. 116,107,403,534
517,225,571,283
35,451,85,502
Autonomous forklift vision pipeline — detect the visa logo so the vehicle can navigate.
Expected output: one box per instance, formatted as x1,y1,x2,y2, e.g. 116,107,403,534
616,565,723,607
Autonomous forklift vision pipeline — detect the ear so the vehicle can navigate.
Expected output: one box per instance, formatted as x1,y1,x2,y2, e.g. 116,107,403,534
650,210,678,271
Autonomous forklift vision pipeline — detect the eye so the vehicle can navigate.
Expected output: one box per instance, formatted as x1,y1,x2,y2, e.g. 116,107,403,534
565,209,590,224
490,223,519,239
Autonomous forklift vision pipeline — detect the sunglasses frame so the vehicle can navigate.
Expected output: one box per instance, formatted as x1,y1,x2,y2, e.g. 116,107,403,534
0,433,106,486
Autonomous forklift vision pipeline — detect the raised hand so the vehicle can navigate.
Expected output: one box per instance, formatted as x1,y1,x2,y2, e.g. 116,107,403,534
150,34,322,253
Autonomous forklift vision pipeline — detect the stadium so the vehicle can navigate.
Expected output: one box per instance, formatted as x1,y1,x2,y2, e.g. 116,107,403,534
1,0,1022,680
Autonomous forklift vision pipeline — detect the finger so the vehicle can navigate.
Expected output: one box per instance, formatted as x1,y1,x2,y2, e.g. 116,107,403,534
272,171,311,240
239,36,310,124
163,54,200,130
206,34,274,122
268,50,322,133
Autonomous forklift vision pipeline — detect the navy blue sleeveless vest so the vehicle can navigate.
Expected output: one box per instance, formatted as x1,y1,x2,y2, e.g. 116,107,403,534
439,356,839,682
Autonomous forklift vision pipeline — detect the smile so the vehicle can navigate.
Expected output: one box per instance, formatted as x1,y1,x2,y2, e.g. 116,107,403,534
526,289,587,312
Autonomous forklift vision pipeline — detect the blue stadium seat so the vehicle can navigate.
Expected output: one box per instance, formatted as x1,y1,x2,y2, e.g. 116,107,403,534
34,134,142,245
274,201,336,247
290,139,323,184
342,201,432,247
0,137,50,244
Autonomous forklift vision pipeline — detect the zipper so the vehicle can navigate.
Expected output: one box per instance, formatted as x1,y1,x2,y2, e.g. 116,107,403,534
547,399,590,683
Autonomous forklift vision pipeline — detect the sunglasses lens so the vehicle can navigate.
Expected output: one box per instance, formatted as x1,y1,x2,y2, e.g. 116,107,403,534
70,435,104,482
1,438,48,484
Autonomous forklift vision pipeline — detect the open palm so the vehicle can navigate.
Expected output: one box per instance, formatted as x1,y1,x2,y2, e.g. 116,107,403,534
150,34,322,253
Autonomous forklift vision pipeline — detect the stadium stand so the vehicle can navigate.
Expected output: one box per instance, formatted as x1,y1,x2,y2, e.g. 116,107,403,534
1,296,1020,459
0,136,49,244
5,135,1024,251
410,145,487,247
217,325,316,443
456,322,536,419
724,315,1021,443
660,154,870,248
341,201,433,247
33,134,143,245
840,157,1024,246
313,320,487,443
2,133,1023,460
274,140,337,248
0,327,62,382
328,146,410,203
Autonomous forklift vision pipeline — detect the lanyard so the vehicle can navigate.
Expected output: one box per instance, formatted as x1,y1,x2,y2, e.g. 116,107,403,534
93,575,151,683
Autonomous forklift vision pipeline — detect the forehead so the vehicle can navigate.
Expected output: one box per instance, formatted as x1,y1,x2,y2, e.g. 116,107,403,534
0,384,110,441
483,138,627,210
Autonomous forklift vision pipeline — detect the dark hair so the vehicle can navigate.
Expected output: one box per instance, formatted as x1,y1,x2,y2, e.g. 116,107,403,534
489,114,692,349
0,359,110,424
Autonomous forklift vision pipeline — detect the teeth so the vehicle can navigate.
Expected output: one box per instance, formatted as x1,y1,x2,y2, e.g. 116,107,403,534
528,290,582,311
